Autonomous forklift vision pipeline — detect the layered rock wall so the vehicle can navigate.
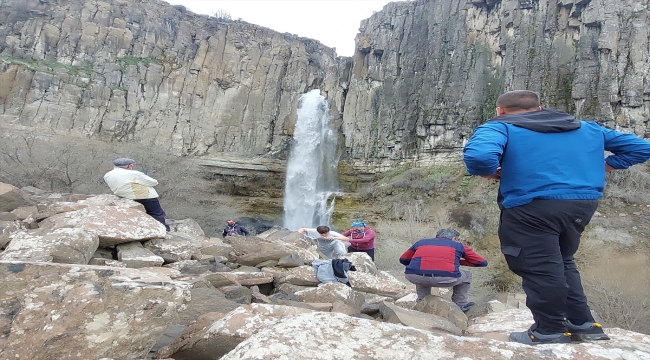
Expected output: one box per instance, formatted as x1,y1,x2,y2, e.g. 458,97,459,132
0,0,648,173
343,0,650,171
0,0,348,157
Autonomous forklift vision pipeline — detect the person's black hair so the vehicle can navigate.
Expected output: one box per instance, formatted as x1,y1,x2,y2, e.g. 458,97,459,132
316,225,330,234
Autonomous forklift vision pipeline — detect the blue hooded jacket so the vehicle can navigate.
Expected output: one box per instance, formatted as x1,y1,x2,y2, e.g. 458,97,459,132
463,109,650,208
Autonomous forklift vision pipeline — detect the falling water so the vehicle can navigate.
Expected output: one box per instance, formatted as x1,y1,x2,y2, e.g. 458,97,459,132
283,89,340,230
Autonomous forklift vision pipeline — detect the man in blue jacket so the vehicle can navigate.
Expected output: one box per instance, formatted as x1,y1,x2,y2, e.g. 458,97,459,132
463,90,650,344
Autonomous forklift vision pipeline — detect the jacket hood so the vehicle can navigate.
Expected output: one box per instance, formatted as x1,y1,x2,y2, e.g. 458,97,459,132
488,108,581,133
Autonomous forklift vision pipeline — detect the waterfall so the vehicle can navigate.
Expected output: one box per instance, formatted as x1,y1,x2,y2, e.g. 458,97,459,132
283,89,340,230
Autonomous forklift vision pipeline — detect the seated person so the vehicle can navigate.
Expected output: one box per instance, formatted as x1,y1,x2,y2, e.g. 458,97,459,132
298,225,350,259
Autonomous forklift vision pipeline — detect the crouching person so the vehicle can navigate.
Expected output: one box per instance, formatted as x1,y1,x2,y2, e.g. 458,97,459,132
399,228,487,312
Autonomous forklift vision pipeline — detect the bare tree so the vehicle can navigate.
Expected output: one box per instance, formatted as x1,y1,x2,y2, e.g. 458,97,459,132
214,9,232,21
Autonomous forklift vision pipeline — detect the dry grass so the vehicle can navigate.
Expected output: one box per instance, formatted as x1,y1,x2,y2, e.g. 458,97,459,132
576,228,650,334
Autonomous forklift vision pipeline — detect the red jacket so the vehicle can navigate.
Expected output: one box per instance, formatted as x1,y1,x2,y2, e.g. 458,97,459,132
343,227,375,250
399,237,487,278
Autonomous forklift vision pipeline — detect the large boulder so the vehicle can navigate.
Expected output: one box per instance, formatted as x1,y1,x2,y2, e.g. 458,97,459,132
348,271,410,299
224,235,318,265
167,218,205,237
274,265,320,286
176,287,240,326
39,205,167,246
0,183,33,212
194,238,234,257
344,252,379,275
293,283,365,313
0,228,99,264
144,237,199,263
220,311,650,359
0,261,189,360
117,242,165,268
154,304,314,360
414,295,468,331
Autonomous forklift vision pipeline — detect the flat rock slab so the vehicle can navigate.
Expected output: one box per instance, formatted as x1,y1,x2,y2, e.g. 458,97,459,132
39,205,167,246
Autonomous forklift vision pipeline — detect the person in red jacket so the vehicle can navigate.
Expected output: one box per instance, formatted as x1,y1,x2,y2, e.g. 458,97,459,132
399,228,487,312
343,221,376,261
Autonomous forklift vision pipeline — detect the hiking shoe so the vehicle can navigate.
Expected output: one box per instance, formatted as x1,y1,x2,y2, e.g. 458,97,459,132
564,320,610,341
459,302,475,312
509,329,572,345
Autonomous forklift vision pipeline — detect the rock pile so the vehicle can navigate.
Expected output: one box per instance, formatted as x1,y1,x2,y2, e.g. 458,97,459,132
1,182,649,359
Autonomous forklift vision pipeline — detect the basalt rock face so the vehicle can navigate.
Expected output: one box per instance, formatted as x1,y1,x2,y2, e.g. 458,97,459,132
343,0,650,171
0,0,648,173
0,0,349,157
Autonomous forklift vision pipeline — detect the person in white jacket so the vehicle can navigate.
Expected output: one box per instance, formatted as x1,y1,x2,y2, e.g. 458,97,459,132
103,158,170,231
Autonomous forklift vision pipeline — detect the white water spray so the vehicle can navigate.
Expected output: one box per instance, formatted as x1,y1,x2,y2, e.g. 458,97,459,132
283,89,340,230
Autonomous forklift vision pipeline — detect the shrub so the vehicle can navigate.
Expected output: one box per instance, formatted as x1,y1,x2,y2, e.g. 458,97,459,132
482,255,520,293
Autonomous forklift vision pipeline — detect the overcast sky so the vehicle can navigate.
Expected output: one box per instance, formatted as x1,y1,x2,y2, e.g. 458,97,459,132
163,0,394,56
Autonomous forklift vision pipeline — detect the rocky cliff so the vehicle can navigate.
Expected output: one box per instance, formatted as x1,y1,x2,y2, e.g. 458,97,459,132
344,0,650,171
0,0,349,157
0,0,648,173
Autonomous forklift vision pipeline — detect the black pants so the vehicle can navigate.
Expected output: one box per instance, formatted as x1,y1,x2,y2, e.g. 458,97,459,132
499,199,598,334
135,198,170,231
348,247,375,261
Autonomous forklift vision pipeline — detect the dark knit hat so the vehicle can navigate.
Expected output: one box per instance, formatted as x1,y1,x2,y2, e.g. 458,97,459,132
113,158,135,166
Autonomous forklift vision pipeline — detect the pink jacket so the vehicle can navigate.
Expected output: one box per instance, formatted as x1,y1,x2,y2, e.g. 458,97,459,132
343,227,376,250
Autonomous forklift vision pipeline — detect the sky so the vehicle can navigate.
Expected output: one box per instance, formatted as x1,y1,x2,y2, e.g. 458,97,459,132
163,0,395,56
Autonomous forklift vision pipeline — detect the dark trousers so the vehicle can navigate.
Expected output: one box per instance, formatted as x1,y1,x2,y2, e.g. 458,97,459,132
348,247,375,261
498,199,598,334
135,198,170,231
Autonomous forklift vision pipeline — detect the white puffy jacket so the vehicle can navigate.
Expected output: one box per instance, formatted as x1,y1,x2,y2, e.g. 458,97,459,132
103,167,159,200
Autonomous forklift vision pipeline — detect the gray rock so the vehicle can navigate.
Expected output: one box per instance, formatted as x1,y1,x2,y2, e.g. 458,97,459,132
0,228,99,264
117,241,165,268
40,206,167,246
176,287,239,326
414,295,469,331
380,301,463,336
218,285,252,304
144,237,198,263
277,253,303,268
0,261,189,360
0,183,32,212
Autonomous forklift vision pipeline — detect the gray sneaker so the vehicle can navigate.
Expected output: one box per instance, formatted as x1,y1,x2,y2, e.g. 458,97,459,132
509,329,572,345
564,320,610,341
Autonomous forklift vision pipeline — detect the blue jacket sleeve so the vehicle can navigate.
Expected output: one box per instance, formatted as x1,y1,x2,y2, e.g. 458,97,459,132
463,122,509,176
601,126,650,169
